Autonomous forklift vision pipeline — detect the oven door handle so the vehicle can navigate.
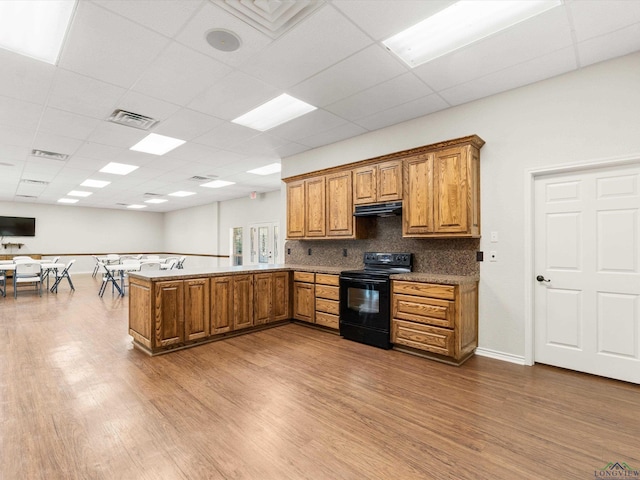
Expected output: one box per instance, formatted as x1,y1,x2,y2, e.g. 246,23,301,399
340,276,388,285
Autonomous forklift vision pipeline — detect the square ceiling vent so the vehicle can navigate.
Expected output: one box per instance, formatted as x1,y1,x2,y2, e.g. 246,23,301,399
108,109,159,130
211,0,325,39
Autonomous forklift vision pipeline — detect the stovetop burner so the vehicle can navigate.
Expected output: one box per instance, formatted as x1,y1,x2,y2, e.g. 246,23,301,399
341,252,412,278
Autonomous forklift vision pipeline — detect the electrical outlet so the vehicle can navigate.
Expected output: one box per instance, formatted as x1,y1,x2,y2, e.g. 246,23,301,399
489,250,497,262
491,231,498,243
342,249,347,257
307,248,312,255
476,251,484,262
287,248,291,255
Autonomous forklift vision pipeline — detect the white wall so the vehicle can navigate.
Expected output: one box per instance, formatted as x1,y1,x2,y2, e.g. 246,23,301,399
0,201,164,272
282,52,640,360
218,190,284,266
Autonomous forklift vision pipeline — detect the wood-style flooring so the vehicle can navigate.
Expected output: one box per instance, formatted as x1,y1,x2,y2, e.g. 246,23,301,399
1,274,638,479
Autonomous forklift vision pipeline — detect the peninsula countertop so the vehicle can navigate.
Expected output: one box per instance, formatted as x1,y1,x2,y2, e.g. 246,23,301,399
128,264,477,285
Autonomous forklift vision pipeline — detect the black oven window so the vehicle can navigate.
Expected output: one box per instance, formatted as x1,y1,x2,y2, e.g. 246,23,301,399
347,287,379,314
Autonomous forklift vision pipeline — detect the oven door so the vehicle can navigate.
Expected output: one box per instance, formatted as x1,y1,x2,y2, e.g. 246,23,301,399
339,275,390,332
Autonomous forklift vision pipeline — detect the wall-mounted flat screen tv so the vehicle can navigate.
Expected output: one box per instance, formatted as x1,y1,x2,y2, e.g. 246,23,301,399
0,216,36,236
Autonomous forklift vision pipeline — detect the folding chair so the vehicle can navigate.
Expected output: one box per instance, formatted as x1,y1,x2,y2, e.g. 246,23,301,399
13,260,42,298
175,256,186,269
98,262,124,297
92,255,101,277
0,269,5,297
50,259,75,293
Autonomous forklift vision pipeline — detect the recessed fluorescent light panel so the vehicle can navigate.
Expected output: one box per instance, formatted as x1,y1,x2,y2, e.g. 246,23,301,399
168,191,196,197
200,180,235,188
130,133,186,156
383,0,562,68
99,162,139,175
0,0,77,64
144,198,168,204
67,190,92,197
247,163,281,176
126,204,146,209
58,198,78,204
232,94,317,131
80,179,110,188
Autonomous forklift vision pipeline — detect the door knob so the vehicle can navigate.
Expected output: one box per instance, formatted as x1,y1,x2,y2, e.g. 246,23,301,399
536,275,551,282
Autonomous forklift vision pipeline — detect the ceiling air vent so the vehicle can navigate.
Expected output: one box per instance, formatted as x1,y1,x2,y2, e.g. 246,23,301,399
115,203,130,206
0,162,15,167
108,109,159,130
15,194,38,199
21,179,49,185
188,175,218,182
144,192,162,196
31,149,69,161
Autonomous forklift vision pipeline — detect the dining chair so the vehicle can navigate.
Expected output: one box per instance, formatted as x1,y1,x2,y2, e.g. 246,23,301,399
50,259,75,293
13,260,42,298
160,259,177,270
98,262,123,297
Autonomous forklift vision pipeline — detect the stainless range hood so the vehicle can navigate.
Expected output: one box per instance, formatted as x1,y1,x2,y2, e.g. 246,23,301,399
353,201,403,217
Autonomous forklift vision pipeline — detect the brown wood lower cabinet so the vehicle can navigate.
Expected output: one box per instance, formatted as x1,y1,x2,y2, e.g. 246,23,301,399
314,273,340,330
292,272,315,323
391,280,478,365
129,271,289,355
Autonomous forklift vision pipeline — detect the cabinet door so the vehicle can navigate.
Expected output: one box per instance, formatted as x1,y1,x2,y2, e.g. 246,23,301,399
305,176,326,237
293,281,315,323
211,276,233,334
272,271,290,321
287,181,306,238
184,278,210,342
433,146,469,233
154,280,184,348
326,171,354,237
378,160,403,202
233,274,254,330
353,165,376,205
253,273,272,325
403,153,434,235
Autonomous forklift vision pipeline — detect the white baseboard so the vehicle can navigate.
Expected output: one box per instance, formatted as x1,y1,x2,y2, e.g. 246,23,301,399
475,347,526,365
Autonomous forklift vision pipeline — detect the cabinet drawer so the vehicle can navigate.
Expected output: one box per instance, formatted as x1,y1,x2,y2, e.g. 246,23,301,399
316,273,339,286
315,311,339,330
294,271,315,283
391,319,454,357
316,298,339,315
393,280,455,300
393,294,454,329
315,284,339,300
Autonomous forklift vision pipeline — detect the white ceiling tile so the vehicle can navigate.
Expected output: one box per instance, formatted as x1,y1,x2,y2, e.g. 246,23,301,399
0,49,56,105
0,125,33,147
193,123,261,150
440,47,578,106
297,122,367,149
289,44,408,107
164,142,236,165
577,23,640,67
132,42,232,106
354,94,450,131
326,73,433,121
269,109,348,142
0,95,43,130
174,1,272,68
64,155,112,171
15,183,48,197
0,145,29,164
569,0,640,42
413,8,573,92
274,142,310,158
59,2,171,88
32,132,84,157
332,0,454,41
225,133,288,157
39,108,101,141
239,5,373,89
91,0,203,37
74,142,127,162
47,70,126,119
86,122,146,149
23,158,65,178
188,71,281,120
153,108,224,140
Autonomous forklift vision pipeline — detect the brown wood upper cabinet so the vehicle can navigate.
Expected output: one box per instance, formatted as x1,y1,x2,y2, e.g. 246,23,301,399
403,142,481,237
353,160,402,205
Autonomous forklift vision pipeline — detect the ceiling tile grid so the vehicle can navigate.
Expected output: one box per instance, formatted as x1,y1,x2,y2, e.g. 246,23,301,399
0,0,638,212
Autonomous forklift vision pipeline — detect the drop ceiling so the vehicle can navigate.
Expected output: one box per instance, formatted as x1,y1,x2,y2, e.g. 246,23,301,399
1,0,639,212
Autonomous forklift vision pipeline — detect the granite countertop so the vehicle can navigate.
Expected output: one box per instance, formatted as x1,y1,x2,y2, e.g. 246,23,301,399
130,264,477,285
390,272,479,285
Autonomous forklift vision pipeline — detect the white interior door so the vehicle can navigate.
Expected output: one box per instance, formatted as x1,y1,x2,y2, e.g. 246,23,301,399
534,164,640,384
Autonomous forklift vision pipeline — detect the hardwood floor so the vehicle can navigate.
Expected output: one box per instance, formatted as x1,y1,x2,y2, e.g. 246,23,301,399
1,274,638,479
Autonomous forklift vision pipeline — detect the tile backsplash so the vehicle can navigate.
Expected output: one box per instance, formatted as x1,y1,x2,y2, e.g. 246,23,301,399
284,216,479,275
